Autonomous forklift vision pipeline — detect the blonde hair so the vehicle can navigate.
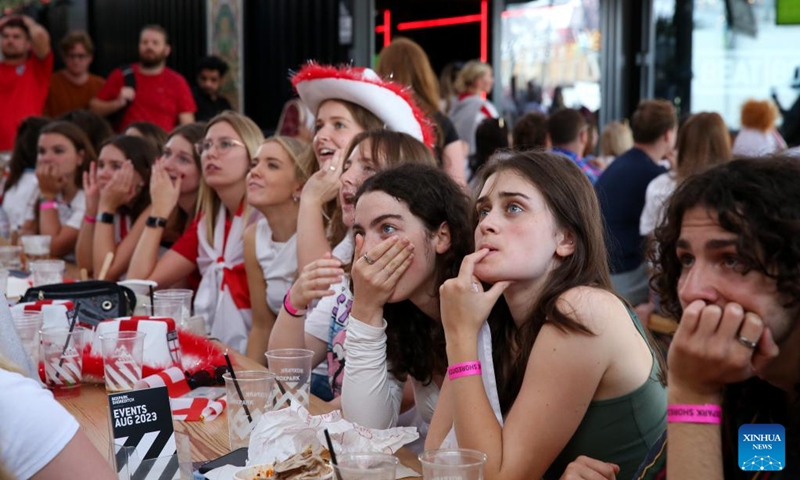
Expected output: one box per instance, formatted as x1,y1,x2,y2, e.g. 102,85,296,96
262,135,317,184
454,60,491,94
740,99,779,132
600,120,634,157
198,111,264,245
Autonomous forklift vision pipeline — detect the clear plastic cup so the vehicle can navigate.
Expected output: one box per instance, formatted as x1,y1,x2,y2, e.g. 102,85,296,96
40,327,85,398
419,449,488,480
223,371,276,449
99,331,146,393
20,235,51,264
333,452,399,480
265,348,314,409
141,298,183,324
153,289,193,323
30,259,65,286
117,279,158,316
0,245,22,269
11,310,43,365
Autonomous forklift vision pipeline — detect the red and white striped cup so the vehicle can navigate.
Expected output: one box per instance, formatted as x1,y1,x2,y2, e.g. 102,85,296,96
98,331,146,393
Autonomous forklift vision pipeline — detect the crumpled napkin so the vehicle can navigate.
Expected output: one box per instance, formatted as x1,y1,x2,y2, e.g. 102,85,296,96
247,403,419,466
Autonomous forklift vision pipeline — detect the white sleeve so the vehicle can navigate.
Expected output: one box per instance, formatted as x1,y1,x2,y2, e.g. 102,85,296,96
341,315,404,429
64,190,86,230
639,179,662,236
0,369,79,480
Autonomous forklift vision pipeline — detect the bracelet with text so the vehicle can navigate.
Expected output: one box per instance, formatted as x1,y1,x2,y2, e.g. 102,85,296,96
448,361,482,380
39,200,58,211
667,404,722,424
283,288,307,317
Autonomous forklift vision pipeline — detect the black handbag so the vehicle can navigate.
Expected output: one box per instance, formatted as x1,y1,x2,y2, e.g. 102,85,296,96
20,281,136,327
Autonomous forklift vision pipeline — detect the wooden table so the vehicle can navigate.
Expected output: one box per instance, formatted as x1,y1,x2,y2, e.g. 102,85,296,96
60,349,422,478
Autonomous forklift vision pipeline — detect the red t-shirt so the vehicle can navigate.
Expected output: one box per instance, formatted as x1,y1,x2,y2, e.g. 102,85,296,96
96,64,196,132
0,52,53,151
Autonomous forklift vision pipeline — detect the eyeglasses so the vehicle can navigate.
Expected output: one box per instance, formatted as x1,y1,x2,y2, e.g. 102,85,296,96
194,138,245,156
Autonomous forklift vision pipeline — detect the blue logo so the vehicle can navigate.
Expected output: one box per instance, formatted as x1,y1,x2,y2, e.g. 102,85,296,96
739,424,785,471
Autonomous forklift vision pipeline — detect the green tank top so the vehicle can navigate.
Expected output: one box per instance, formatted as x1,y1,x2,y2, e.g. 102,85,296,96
543,309,667,480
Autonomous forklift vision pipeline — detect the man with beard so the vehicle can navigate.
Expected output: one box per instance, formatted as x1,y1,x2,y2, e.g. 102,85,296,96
0,15,52,152
44,30,105,117
90,25,195,132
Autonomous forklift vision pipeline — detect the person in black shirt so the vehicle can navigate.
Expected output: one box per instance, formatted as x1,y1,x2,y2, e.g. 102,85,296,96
192,55,233,122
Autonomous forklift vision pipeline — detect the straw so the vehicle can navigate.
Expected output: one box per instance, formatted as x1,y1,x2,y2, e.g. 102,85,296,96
224,351,252,423
148,285,155,316
55,301,81,381
324,429,343,480
97,252,114,281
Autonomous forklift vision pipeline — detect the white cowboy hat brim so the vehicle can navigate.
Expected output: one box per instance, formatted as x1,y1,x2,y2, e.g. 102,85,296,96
292,63,435,147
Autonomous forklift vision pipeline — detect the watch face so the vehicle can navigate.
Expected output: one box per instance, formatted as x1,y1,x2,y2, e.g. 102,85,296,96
99,213,115,224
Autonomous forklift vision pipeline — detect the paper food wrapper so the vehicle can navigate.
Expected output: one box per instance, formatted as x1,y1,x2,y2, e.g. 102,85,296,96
248,404,419,466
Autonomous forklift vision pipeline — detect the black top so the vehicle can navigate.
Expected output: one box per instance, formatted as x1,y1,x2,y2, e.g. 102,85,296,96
432,111,460,164
595,147,667,274
192,87,233,122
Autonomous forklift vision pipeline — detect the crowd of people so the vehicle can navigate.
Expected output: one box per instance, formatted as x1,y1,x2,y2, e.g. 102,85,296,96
1,14,799,480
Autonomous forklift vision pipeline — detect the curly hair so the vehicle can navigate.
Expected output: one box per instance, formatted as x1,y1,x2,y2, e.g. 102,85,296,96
355,163,472,384
652,156,800,319
651,156,800,474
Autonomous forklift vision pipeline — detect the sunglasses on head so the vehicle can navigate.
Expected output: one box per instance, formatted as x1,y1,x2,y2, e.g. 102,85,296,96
186,365,230,389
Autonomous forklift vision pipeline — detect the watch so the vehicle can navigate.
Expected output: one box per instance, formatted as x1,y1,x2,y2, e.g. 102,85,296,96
98,212,115,224
145,216,168,228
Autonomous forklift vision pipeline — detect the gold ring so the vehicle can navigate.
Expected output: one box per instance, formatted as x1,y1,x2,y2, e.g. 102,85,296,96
362,253,375,265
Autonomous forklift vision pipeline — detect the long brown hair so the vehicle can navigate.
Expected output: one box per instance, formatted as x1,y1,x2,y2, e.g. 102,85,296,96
675,112,731,181
477,151,663,414
98,135,157,221
328,130,436,249
39,121,97,189
376,38,441,115
6,116,49,192
355,164,472,383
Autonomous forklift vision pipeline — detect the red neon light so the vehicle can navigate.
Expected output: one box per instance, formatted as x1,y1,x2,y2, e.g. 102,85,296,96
480,0,488,62
397,14,482,31
383,9,391,47
376,26,385,33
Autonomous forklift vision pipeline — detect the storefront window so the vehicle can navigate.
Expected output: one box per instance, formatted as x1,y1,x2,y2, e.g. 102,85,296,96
655,0,800,129
499,0,601,122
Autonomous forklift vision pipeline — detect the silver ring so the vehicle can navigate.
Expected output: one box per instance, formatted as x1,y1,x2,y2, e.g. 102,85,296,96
738,336,757,349
362,253,375,265
329,164,337,171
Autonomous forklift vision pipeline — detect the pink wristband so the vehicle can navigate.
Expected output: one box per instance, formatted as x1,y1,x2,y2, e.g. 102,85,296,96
667,404,722,424
448,361,481,380
83,215,96,224
283,288,306,317
39,200,58,210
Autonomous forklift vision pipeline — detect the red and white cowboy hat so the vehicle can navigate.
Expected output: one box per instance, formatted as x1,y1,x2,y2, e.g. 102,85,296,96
292,63,436,148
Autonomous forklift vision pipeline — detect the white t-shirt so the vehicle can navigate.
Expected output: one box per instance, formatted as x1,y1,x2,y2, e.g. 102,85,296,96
2,171,38,231
23,188,86,231
0,368,79,480
254,218,298,314
639,172,677,237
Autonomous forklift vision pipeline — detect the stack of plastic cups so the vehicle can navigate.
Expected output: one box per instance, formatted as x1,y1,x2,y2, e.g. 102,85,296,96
11,310,43,365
